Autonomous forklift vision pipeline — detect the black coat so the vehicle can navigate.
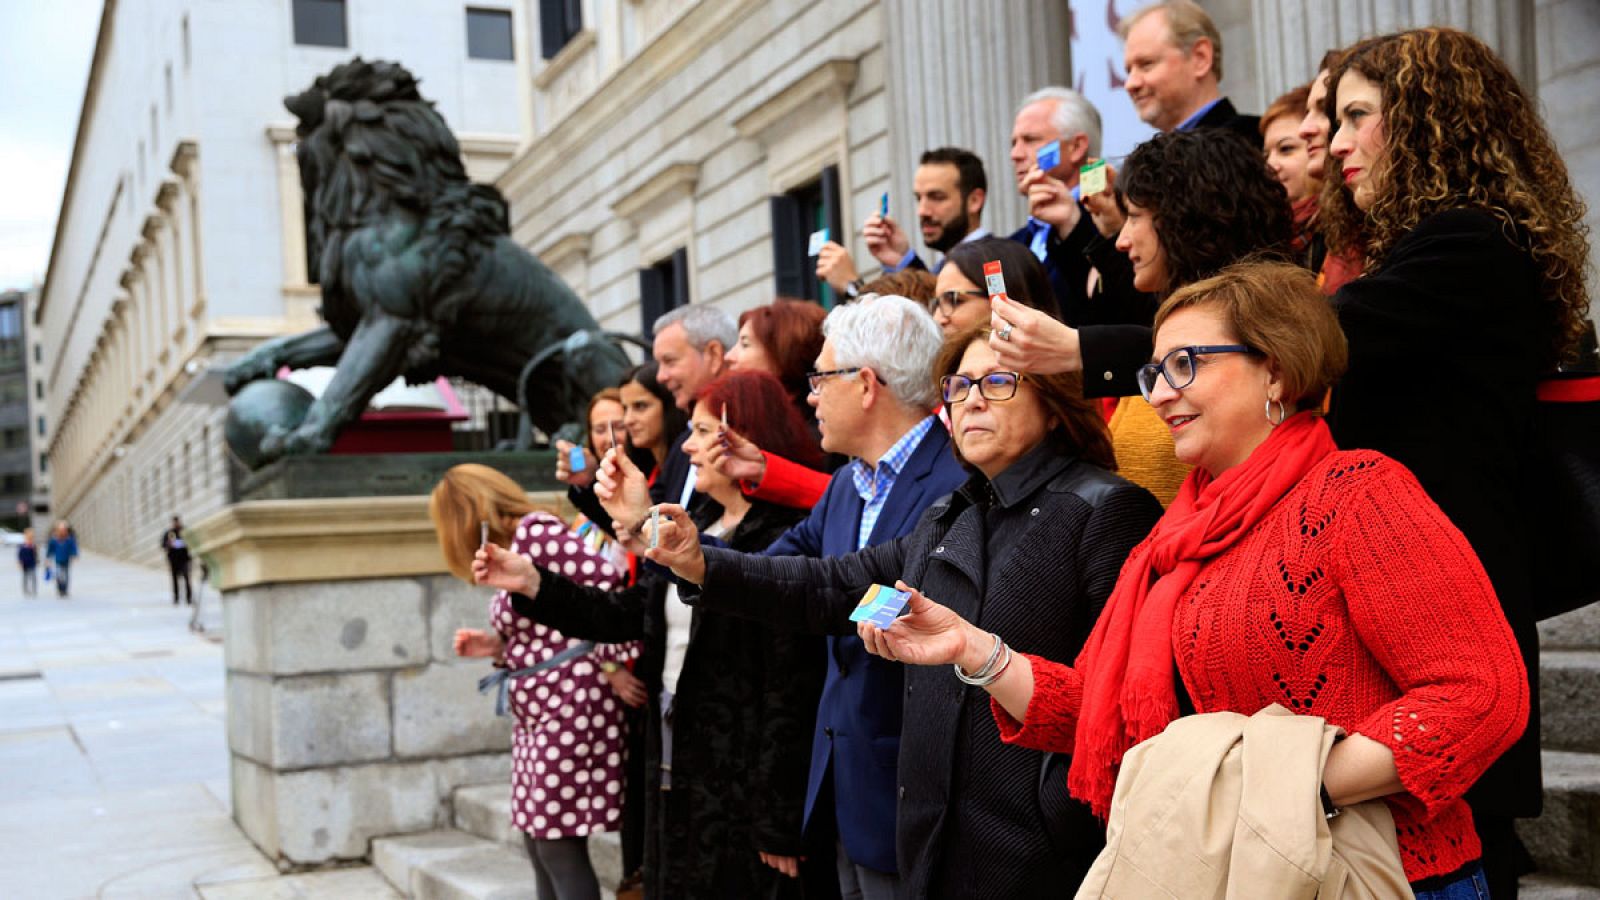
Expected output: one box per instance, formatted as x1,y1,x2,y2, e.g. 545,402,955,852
1327,208,1546,816
1190,96,1261,141
689,439,1164,899
515,501,822,899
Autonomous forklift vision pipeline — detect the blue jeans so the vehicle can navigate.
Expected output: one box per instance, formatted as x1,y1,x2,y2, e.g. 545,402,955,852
1412,864,1492,900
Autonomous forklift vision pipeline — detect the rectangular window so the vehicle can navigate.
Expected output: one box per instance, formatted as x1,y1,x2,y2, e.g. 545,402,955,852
35,381,42,401
466,8,515,60
292,0,348,48
0,305,19,340
39,453,47,474
34,344,41,364
769,165,844,306
36,416,44,437
538,0,582,59
638,248,690,337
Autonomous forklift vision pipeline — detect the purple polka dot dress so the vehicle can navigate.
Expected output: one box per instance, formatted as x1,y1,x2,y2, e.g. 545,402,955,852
491,511,637,840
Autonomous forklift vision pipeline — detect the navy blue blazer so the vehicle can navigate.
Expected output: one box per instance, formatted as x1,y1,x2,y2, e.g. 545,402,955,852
757,422,968,874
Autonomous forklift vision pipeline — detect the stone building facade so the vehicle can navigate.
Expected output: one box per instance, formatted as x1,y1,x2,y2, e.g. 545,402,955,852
42,0,1600,565
37,0,523,567
500,0,1598,340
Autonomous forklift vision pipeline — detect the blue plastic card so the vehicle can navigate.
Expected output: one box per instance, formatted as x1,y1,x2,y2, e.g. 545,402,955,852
808,228,829,257
849,584,913,628
568,444,587,473
879,192,889,216
1036,140,1061,173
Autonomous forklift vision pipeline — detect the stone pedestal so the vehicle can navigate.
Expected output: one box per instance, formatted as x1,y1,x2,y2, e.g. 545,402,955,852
192,491,570,868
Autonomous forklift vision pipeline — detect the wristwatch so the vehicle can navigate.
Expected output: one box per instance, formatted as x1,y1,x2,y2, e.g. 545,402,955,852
843,278,866,299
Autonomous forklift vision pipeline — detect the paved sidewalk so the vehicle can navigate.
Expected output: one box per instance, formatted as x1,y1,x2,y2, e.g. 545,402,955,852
0,551,278,899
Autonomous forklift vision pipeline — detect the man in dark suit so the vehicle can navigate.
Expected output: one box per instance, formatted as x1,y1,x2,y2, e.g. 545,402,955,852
1119,0,1259,140
596,295,961,899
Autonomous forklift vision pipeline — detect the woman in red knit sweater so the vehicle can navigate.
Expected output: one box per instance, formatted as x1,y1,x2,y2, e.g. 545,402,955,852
857,261,1528,897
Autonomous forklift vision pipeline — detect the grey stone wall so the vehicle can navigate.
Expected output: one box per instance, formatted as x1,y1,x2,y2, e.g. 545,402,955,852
224,572,512,867
1535,0,1600,333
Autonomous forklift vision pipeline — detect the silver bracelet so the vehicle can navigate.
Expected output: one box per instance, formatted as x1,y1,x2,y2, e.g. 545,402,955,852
953,633,1009,686
955,642,1012,687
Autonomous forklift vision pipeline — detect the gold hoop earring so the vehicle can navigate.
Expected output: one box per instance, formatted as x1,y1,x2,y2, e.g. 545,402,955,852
1265,399,1288,427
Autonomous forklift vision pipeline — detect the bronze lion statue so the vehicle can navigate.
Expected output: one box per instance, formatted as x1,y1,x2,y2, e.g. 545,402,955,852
224,58,629,464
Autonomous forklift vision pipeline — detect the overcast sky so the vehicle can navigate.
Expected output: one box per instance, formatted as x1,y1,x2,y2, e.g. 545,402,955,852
0,0,101,292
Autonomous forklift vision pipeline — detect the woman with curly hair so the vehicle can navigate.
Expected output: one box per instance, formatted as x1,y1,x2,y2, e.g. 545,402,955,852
987,128,1295,504
986,128,1294,397
1321,27,1593,898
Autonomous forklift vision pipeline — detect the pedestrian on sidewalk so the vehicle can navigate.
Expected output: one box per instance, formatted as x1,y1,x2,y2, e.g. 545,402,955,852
45,521,78,598
17,528,38,597
160,515,193,605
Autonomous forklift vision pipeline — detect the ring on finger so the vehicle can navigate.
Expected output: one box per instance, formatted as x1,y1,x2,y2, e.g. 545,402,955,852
996,323,1015,341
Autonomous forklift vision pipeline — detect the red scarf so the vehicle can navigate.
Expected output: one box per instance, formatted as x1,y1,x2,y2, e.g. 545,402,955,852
1067,412,1339,817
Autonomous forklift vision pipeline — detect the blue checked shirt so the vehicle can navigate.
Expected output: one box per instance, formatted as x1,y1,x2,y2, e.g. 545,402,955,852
852,416,939,549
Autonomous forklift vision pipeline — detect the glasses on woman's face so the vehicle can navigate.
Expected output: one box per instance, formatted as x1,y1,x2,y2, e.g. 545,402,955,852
940,371,1023,405
1136,345,1258,401
927,290,987,317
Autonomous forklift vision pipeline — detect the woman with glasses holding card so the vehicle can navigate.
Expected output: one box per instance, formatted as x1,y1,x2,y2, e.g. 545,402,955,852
927,237,1060,337
472,370,827,900
1320,29,1593,896
577,325,1163,898
854,262,1528,898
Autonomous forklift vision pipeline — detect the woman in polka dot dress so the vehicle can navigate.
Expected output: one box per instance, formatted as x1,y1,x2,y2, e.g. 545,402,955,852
431,464,641,900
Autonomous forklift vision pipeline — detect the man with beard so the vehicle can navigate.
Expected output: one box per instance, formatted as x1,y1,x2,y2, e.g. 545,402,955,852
816,148,989,295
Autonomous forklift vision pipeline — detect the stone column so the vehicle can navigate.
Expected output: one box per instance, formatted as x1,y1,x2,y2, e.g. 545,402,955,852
190,493,574,867
881,0,1073,240
1251,0,1538,107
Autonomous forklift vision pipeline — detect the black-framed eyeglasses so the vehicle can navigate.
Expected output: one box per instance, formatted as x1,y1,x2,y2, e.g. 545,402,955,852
1136,345,1259,402
927,290,987,316
807,367,865,394
940,371,1024,404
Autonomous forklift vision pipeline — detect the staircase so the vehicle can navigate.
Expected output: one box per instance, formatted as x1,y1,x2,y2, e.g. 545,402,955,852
372,784,627,900
1520,602,1600,898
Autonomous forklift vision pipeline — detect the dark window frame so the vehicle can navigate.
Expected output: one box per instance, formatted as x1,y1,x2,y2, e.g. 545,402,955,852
291,0,349,48
638,247,690,338
466,7,515,61
769,165,845,307
538,0,583,60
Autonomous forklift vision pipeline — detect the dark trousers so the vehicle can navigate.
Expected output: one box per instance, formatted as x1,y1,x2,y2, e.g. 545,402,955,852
1474,812,1534,899
168,556,192,604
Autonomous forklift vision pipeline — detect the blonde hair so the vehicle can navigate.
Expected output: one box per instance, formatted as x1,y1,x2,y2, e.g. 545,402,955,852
1120,1,1224,80
428,464,547,582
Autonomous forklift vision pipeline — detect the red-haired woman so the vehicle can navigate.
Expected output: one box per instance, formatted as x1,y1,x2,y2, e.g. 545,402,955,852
470,370,828,900
720,298,839,510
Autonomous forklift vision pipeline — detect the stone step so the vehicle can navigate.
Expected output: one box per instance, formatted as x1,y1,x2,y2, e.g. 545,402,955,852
411,847,539,900
1521,874,1600,899
1518,751,1600,887
452,783,517,846
1539,602,1600,650
1542,651,1600,753
372,830,511,897
449,785,627,896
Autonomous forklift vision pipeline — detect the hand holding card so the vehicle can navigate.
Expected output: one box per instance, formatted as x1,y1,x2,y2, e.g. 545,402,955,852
1079,159,1109,196
1036,139,1061,175
807,227,830,257
849,584,914,628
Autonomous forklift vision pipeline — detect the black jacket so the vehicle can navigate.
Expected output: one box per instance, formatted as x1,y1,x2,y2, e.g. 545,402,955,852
688,438,1164,899
514,501,820,899
1190,96,1261,141
1328,208,1546,816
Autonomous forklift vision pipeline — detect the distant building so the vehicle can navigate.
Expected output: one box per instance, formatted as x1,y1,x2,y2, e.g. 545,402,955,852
0,290,33,531
37,0,522,565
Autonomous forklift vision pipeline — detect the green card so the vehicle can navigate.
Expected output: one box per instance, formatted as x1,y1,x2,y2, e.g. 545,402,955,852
1080,159,1108,196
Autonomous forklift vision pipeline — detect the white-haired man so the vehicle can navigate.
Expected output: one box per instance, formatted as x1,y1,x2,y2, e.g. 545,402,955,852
594,296,964,899
1005,86,1127,326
